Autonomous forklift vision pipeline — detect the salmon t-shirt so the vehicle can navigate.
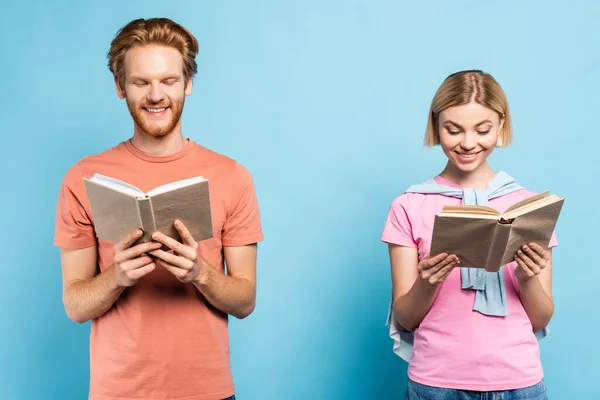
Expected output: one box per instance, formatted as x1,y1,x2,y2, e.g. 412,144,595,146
54,139,263,400
381,175,558,391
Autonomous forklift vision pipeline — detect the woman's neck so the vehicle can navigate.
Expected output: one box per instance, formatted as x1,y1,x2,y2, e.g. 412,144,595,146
439,162,496,188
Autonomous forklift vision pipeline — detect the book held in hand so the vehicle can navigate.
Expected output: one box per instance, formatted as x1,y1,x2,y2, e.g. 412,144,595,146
429,191,564,272
83,174,213,245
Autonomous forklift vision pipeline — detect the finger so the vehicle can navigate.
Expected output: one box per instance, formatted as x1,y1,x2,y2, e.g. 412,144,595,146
516,250,541,274
435,263,456,283
420,253,448,270
422,255,457,278
173,220,198,249
119,255,155,271
115,229,143,251
429,259,458,283
152,232,195,259
521,245,543,266
149,249,194,270
155,259,186,280
515,254,535,277
126,262,156,280
527,242,549,261
115,241,162,264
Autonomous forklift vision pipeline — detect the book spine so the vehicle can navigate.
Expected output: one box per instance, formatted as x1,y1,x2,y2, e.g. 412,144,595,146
136,198,156,242
484,222,512,272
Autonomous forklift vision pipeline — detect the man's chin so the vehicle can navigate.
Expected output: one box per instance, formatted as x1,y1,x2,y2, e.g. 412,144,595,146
135,119,177,138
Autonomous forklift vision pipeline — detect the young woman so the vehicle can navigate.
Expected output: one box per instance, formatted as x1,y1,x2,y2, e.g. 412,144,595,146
381,70,556,400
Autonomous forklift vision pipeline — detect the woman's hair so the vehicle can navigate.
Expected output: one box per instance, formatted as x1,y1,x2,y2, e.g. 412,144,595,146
424,70,512,147
107,18,199,89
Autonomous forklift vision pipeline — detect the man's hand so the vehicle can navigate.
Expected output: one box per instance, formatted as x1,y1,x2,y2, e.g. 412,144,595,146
149,220,208,284
114,229,161,288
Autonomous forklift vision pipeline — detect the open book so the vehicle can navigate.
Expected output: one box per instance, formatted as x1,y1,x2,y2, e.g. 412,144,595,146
429,191,564,272
83,174,213,244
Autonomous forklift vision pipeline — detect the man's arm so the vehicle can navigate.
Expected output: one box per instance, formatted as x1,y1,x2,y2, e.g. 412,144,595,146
61,229,161,323
150,221,257,319
193,244,257,319
61,245,124,323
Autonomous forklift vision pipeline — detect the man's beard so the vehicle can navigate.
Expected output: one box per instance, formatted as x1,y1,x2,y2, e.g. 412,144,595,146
127,97,185,138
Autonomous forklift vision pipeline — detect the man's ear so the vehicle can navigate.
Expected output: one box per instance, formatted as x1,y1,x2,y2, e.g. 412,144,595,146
114,75,126,99
184,78,193,96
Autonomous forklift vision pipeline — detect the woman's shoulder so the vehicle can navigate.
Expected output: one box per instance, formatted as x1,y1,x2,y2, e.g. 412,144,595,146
389,187,452,213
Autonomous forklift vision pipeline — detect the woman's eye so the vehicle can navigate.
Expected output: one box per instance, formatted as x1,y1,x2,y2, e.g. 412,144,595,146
448,129,460,135
477,130,490,135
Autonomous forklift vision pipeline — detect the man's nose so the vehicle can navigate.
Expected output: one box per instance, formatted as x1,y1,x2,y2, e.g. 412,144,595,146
147,83,164,103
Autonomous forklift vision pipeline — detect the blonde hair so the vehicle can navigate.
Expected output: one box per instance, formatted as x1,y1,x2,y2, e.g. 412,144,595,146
424,70,512,147
107,18,199,89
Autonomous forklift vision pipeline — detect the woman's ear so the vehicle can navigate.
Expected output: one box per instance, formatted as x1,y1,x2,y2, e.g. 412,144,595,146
496,114,506,147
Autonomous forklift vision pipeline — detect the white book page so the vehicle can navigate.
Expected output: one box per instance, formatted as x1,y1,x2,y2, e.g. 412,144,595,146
90,174,146,198
147,176,207,197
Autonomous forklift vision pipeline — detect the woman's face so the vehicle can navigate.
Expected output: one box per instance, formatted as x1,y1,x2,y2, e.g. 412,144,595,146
437,102,504,174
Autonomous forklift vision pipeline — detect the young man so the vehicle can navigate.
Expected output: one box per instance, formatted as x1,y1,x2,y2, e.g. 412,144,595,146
54,18,262,400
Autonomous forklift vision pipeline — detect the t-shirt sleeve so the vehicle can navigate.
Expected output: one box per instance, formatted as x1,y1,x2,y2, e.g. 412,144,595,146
54,163,97,249
221,163,263,246
381,195,417,247
548,231,558,248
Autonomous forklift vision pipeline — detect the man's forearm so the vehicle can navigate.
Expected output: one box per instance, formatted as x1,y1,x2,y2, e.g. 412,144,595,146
519,276,554,332
63,264,125,323
193,265,255,319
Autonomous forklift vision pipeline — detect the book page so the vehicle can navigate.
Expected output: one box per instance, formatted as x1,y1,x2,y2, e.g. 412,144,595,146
501,199,564,266
147,176,207,197
437,212,499,219
89,174,145,198
440,205,500,217
503,192,549,214
503,194,562,220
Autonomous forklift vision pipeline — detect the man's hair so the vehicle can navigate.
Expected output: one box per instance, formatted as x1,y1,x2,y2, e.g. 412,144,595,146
107,18,199,89
424,70,512,147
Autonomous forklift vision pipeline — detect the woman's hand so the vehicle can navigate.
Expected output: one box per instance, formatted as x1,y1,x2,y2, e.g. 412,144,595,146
514,242,550,282
417,253,460,286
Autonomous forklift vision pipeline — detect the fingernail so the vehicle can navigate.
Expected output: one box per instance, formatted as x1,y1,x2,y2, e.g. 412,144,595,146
175,220,181,226
152,233,159,239
137,230,142,236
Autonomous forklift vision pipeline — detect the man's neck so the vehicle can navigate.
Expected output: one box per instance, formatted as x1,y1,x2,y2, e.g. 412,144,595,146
130,126,188,157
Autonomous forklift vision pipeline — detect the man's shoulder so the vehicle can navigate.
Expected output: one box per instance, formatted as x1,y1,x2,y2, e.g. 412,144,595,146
191,142,251,176
60,142,127,185
77,142,127,167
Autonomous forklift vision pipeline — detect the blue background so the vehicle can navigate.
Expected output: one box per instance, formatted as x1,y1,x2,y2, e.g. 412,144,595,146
1,1,599,399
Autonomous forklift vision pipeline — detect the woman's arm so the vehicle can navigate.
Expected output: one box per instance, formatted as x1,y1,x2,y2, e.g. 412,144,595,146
389,244,458,331
515,243,554,332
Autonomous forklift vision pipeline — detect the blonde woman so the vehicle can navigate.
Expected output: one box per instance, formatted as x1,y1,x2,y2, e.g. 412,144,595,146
382,70,555,399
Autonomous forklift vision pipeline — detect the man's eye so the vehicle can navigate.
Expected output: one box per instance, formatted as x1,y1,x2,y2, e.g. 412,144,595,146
164,80,177,86
133,82,147,87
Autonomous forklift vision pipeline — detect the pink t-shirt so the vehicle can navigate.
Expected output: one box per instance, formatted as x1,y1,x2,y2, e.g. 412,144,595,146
381,175,557,391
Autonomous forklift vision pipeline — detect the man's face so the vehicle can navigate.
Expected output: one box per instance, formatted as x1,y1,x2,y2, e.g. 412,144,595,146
116,45,192,138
